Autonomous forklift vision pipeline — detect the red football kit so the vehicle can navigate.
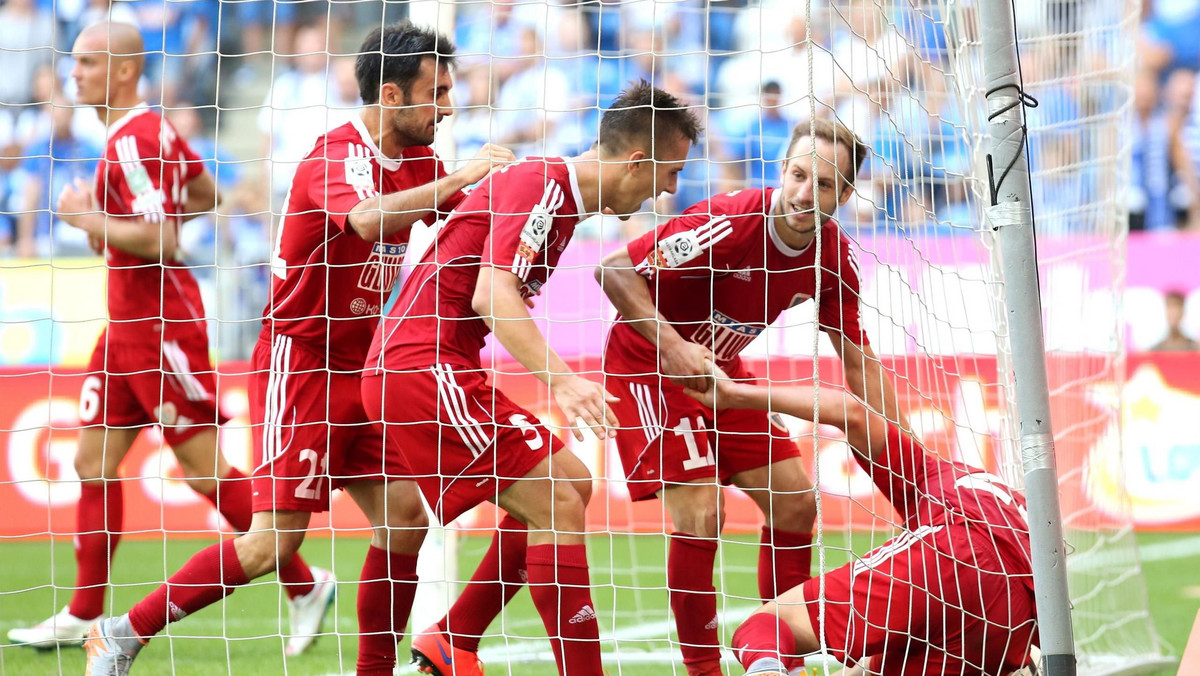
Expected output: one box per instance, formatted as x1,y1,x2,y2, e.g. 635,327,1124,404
364,157,586,523
251,116,462,512
799,424,1038,674
603,188,869,499
82,104,221,445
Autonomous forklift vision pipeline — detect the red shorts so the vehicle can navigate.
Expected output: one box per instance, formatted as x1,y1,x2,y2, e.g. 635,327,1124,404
607,375,800,501
361,364,559,524
249,335,408,513
81,329,226,446
801,519,1037,675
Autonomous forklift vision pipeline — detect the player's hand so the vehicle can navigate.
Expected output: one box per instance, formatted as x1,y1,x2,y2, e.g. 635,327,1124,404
57,178,97,229
661,340,715,392
549,374,620,441
682,360,735,409
87,234,105,255
522,288,541,310
459,143,516,185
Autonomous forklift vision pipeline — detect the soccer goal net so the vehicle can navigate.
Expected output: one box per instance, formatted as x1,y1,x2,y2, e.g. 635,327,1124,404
0,0,1171,674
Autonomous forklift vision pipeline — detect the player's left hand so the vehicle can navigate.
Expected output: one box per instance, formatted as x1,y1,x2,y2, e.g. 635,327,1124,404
682,359,735,409
550,374,620,441
661,340,715,392
57,178,97,229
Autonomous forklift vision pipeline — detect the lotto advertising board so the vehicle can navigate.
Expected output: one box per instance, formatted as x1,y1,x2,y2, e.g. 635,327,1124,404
1,353,1197,539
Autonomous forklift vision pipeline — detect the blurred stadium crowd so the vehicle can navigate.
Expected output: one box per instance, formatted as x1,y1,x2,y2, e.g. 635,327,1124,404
0,0,1186,356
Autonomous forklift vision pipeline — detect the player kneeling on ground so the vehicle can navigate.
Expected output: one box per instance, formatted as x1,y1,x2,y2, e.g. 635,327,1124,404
683,366,1038,676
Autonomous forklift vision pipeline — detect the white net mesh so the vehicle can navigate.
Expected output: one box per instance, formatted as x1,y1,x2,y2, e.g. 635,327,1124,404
0,0,1171,674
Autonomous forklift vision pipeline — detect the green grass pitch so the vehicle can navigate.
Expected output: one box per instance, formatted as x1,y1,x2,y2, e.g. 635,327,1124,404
0,531,1194,675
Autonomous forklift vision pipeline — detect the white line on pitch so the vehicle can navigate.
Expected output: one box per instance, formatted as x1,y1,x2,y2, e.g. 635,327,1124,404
1136,534,1200,562
476,604,759,660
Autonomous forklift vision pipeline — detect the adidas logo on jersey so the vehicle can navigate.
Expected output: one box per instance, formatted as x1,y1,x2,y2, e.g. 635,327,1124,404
733,269,752,282
568,605,597,624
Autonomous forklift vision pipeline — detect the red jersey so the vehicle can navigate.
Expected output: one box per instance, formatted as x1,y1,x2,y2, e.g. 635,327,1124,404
368,158,586,371
870,423,1034,586
264,117,461,372
94,104,207,344
603,188,868,380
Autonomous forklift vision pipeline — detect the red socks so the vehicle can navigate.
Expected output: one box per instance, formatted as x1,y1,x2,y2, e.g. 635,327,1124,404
438,515,528,653
526,543,602,676
758,527,813,601
128,539,249,637
355,546,419,676
201,467,253,533
731,612,797,672
668,533,722,675
201,467,314,599
69,481,124,620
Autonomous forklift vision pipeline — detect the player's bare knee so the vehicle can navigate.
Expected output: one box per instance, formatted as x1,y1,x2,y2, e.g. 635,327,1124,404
548,482,587,534
73,453,105,482
667,487,722,538
773,488,816,531
183,476,218,495
569,475,593,506
234,530,289,579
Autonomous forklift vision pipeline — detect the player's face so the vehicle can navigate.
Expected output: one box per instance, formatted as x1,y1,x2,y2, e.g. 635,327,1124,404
389,58,453,147
775,136,854,245
608,134,691,220
71,32,113,107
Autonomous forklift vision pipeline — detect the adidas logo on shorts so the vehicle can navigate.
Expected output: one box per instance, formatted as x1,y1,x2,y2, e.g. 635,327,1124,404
568,604,597,624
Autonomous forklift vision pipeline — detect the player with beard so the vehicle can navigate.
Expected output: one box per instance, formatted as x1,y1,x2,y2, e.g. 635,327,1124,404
4,20,328,655
83,22,514,676
594,119,904,675
364,81,700,676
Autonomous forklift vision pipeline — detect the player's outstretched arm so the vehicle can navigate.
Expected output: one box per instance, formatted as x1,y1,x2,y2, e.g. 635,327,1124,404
682,365,890,462
833,334,907,431
475,265,619,441
181,169,219,223
57,177,178,260
594,246,713,391
347,143,514,241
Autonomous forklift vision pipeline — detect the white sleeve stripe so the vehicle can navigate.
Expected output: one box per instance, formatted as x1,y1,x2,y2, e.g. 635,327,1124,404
433,364,492,457
114,134,166,222
851,524,944,578
510,254,531,281
344,143,379,204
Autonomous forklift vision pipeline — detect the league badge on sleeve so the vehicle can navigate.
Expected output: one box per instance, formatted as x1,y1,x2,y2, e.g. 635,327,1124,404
511,181,566,280
636,216,733,277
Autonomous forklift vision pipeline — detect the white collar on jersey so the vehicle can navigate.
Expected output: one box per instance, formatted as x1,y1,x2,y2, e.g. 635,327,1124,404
350,114,402,172
766,187,816,257
106,102,151,136
563,160,585,215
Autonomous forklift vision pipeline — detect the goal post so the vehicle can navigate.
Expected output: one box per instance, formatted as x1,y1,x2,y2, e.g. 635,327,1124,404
979,0,1076,671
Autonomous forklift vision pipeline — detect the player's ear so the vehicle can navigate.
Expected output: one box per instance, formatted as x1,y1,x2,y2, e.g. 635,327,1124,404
838,179,855,205
379,82,400,108
627,148,648,173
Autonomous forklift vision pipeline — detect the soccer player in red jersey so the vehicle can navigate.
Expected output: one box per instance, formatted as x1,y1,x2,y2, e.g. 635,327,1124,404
684,368,1037,676
362,81,700,676
82,23,514,676
593,119,903,675
5,21,323,653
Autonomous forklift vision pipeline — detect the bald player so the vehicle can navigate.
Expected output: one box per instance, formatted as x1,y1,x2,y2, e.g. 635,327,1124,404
5,22,333,655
